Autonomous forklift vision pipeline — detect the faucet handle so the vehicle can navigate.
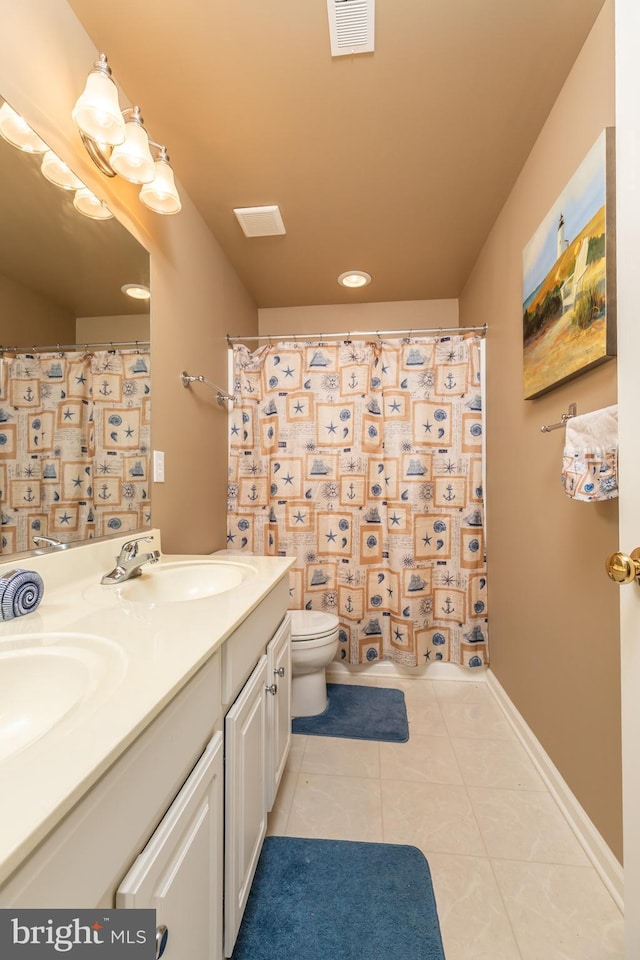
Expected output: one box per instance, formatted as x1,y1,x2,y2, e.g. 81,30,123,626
120,535,154,559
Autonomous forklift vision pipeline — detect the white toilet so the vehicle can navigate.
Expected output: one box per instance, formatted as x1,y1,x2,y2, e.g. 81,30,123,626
289,610,340,717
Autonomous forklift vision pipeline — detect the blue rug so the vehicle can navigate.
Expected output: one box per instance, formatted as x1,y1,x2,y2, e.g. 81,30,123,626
231,837,445,960
292,683,409,742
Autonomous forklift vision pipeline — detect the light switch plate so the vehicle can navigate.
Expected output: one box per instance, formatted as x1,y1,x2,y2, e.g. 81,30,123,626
153,450,165,483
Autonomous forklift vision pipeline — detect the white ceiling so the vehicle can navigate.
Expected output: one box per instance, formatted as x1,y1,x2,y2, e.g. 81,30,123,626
68,0,606,309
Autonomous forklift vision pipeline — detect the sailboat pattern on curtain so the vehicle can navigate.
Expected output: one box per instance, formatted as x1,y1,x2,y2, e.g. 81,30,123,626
227,336,488,667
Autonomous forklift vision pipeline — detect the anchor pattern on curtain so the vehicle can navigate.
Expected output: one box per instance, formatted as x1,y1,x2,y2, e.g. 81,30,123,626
0,349,151,554
227,336,488,667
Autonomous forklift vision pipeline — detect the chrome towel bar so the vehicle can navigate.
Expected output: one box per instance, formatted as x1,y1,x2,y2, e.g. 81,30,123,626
181,371,234,406
540,403,577,432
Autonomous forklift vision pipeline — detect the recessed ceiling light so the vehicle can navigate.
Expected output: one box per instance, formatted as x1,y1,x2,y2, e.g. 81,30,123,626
121,283,151,300
338,270,371,288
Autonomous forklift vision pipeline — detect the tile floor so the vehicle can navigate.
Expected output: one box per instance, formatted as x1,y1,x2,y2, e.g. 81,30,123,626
267,676,624,960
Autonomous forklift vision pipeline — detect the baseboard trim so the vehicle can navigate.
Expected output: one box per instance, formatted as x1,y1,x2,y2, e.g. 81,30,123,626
326,661,487,682
487,669,624,913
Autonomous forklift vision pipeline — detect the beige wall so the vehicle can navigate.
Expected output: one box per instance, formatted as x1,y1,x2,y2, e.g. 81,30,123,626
460,0,621,860
0,0,258,555
259,298,458,337
76,315,151,344
0,272,75,346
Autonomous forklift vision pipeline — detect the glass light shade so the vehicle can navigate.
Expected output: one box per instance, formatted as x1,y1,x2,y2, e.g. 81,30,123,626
72,70,125,146
110,119,155,184
73,187,113,220
0,103,47,153
140,158,181,215
41,150,84,190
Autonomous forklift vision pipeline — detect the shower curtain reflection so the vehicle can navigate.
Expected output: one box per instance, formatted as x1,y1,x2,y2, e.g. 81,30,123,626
227,336,488,667
0,349,151,554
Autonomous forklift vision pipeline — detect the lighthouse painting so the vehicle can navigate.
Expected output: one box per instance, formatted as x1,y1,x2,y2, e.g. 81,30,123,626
522,128,616,399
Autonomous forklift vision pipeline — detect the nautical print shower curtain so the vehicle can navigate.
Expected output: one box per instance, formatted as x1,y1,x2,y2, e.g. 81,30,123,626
0,349,151,554
227,335,488,667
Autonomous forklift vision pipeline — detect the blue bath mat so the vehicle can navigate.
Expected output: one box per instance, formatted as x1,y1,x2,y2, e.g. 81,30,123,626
292,683,409,742
231,836,445,960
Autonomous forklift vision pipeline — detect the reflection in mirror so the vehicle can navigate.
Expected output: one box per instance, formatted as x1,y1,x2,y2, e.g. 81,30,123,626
0,97,151,559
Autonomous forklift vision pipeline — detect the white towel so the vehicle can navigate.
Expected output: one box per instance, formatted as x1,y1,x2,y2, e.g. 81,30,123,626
561,404,618,501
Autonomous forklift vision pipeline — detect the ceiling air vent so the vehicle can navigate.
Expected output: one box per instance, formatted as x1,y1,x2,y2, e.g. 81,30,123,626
327,0,375,57
233,205,286,238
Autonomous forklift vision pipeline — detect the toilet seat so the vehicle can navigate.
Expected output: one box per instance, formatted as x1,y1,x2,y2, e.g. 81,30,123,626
290,610,339,642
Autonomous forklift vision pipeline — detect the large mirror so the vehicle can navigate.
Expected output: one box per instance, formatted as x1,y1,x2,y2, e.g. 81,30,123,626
0,96,151,559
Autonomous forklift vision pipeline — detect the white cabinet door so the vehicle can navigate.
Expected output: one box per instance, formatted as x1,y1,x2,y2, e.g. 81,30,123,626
116,731,224,960
224,655,268,958
266,614,291,812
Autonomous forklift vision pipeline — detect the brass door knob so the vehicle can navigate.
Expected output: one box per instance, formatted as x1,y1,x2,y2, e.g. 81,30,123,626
606,548,640,584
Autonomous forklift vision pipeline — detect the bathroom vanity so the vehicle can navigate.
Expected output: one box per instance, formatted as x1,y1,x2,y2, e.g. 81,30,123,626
0,531,293,959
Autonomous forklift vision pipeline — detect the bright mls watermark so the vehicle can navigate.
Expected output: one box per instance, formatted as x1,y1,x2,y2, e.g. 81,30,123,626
0,910,156,958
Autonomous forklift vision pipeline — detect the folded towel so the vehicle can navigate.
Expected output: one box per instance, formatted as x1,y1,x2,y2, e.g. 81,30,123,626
0,568,44,621
561,404,618,502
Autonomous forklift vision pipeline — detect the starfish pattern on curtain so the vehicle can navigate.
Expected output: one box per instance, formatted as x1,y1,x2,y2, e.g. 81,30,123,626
227,335,488,667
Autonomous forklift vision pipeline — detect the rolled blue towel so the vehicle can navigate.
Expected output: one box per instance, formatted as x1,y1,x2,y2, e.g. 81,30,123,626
0,568,45,621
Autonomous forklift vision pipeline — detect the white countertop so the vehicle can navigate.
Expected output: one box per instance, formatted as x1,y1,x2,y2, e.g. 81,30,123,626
0,531,293,886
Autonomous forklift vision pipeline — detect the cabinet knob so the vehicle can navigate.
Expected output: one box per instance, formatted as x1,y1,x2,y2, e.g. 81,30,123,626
275,666,285,677
156,925,168,959
266,683,278,695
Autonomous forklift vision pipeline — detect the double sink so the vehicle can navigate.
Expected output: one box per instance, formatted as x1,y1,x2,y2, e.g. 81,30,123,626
0,553,256,764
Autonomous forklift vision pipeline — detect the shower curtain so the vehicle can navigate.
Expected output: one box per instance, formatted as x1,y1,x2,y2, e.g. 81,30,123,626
227,335,488,667
0,349,151,555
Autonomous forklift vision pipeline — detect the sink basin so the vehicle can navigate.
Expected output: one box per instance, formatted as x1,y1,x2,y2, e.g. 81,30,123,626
117,560,256,604
0,633,126,763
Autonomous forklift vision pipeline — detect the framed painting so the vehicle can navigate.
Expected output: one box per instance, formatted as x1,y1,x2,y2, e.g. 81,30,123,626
522,128,616,400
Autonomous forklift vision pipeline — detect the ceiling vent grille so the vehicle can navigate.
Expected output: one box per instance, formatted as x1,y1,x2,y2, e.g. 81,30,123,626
233,205,286,237
327,0,375,57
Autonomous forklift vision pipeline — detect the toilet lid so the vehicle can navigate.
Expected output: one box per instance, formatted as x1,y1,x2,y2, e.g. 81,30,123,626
289,609,339,640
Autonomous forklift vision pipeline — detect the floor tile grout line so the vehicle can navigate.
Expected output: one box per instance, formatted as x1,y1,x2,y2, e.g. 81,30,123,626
279,770,300,839
486,856,526,960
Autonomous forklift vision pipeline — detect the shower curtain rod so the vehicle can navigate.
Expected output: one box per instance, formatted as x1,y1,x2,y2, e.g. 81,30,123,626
226,324,487,344
0,339,150,354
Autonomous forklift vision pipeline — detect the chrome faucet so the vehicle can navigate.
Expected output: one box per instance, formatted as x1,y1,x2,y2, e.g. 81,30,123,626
32,535,63,549
100,536,161,585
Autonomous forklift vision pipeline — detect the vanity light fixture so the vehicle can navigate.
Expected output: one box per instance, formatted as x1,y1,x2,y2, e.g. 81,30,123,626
337,270,372,288
0,102,47,153
73,186,113,220
121,283,151,300
73,54,181,215
0,99,112,221
41,150,84,190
